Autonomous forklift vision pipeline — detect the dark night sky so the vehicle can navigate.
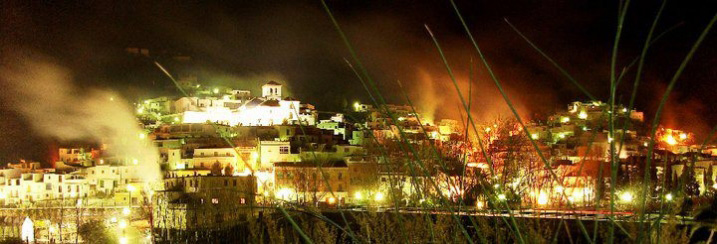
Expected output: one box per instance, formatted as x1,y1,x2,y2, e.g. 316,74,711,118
1,0,716,163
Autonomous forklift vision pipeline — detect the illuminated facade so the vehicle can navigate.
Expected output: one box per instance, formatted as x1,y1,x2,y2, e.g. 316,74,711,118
173,81,312,126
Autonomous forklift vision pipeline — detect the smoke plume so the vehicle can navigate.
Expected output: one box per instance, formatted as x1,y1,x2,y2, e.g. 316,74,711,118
0,51,161,182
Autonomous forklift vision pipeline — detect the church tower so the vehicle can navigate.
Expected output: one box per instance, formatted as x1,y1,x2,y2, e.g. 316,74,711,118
262,81,282,100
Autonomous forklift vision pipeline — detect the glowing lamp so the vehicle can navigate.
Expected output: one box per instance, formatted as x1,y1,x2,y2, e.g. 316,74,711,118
537,192,548,205
679,133,687,140
476,200,485,209
665,193,673,201
560,117,570,123
354,192,363,200
119,237,128,244
531,134,539,140
119,219,127,229
374,192,384,202
328,197,336,204
213,88,220,94
619,192,633,203
127,185,136,192
578,111,588,119
497,194,506,201
123,207,131,216
555,186,564,193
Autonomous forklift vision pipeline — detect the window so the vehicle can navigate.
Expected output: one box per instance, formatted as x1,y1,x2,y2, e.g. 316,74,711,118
233,180,237,187
279,146,289,154
212,198,219,204
224,180,228,186
338,173,343,180
214,152,218,156
240,198,246,204
338,184,343,192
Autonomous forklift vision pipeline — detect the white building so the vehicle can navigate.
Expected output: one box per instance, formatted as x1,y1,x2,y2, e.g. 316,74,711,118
175,81,312,126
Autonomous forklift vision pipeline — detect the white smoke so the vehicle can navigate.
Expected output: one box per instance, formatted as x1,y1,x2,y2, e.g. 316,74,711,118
0,53,161,183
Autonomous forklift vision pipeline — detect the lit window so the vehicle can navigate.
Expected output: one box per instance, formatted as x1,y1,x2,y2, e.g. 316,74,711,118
212,198,219,204
240,198,246,204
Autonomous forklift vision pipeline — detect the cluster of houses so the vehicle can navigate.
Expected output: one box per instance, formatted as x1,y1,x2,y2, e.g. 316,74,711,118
2,80,716,237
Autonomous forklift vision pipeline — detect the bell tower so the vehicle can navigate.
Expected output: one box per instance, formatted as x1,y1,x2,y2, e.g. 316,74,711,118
262,81,282,100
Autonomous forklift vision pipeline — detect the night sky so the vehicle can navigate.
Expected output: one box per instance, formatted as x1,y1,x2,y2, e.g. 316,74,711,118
1,0,715,163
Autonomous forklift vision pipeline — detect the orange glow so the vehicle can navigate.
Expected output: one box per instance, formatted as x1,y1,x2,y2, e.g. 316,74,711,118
665,135,677,145
657,127,692,147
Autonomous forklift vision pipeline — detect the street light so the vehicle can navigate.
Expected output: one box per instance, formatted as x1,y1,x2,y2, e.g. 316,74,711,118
374,192,384,202
476,200,485,209
620,192,633,203
665,193,673,201
537,192,548,206
123,207,131,216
